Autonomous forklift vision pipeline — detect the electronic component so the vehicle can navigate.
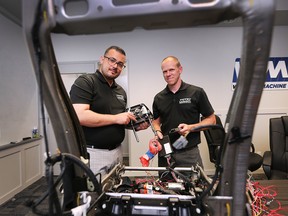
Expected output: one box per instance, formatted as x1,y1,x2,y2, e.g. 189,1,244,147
126,103,155,142
158,135,173,158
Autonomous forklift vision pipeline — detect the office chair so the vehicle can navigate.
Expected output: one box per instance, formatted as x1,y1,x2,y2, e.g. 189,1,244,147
203,115,263,172
262,116,288,179
203,115,225,164
248,143,264,172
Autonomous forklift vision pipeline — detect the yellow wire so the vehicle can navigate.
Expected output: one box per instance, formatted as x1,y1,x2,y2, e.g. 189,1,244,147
226,202,231,216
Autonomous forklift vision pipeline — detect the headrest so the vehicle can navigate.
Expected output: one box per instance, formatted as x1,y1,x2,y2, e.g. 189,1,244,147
281,116,288,135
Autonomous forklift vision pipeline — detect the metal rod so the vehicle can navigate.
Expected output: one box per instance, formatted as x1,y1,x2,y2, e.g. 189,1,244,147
124,166,195,172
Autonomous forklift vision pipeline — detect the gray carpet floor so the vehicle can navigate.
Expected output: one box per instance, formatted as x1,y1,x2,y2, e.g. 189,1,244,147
0,177,50,216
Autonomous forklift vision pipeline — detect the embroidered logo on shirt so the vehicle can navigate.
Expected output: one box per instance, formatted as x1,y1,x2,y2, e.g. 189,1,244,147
179,98,191,104
116,94,125,101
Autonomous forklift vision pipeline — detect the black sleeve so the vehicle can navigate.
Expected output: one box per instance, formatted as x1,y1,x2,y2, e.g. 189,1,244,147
70,74,96,104
198,88,214,117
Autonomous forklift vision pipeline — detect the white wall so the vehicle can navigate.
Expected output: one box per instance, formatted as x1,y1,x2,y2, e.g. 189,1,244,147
0,13,38,146
51,26,288,174
0,13,42,205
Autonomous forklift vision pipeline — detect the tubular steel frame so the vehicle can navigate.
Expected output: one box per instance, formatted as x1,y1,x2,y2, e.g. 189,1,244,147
23,0,275,215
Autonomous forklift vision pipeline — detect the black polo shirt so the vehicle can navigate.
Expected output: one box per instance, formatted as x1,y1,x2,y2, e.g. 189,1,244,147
152,81,214,148
70,70,127,149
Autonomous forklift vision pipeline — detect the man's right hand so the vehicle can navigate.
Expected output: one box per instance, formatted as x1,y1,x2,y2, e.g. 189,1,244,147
116,112,137,125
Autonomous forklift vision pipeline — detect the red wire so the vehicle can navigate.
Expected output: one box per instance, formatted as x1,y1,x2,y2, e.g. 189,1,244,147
247,180,288,216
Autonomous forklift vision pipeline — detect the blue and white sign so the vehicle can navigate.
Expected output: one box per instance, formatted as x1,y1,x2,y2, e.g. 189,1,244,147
232,57,288,90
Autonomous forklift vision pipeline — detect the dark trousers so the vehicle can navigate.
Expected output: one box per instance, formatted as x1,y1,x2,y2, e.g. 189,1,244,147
158,146,203,180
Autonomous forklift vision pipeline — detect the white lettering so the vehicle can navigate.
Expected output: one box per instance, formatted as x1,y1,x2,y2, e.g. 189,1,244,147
116,94,125,101
264,83,287,89
267,60,288,78
234,59,288,80
232,58,288,91
234,61,240,77
179,98,191,104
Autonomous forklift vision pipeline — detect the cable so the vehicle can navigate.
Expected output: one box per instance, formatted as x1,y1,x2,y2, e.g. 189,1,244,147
28,153,102,215
31,0,51,163
188,124,225,213
226,202,231,216
247,180,288,215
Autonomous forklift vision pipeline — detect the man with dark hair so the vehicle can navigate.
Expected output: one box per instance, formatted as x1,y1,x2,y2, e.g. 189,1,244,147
70,46,147,176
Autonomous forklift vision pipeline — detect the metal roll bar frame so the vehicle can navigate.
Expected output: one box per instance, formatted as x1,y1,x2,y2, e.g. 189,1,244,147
22,0,275,215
